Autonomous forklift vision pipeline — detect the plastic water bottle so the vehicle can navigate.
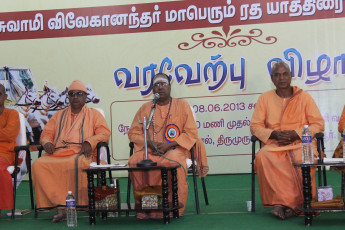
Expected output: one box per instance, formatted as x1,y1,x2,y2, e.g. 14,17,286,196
302,125,313,164
114,178,121,209
343,129,345,161
66,191,77,227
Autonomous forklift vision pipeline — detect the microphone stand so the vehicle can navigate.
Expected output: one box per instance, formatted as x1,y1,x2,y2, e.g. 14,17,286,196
146,93,159,131
146,104,156,130
136,113,157,167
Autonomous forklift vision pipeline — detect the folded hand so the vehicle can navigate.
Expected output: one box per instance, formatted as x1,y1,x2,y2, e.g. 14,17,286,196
43,142,55,155
270,130,300,146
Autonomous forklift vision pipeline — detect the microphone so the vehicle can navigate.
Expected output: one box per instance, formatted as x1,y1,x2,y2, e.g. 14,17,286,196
151,93,160,108
147,93,160,130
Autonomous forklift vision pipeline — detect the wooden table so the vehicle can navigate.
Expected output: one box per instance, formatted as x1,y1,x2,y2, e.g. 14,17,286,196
294,161,345,226
84,162,183,225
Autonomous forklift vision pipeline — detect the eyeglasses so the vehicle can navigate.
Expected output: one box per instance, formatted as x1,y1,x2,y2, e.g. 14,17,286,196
272,72,290,78
153,82,168,88
68,91,85,97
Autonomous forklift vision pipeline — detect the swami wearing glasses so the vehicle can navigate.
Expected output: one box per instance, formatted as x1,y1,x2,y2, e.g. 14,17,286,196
32,80,111,223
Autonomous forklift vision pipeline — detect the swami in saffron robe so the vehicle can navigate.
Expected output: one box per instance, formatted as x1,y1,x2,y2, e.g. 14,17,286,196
0,108,20,210
128,98,198,214
32,105,110,209
338,105,345,133
331,105,345,166
250,86,324,210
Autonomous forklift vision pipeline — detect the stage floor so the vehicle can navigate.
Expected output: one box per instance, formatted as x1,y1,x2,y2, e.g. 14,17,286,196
2,172,345,230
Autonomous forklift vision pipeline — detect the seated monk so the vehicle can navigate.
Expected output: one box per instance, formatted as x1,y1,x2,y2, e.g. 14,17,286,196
128,73,201,219
0,84,20,216
250,62,324,220
32,80,110,222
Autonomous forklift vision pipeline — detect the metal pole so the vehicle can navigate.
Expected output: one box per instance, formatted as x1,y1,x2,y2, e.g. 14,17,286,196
143,116,148,160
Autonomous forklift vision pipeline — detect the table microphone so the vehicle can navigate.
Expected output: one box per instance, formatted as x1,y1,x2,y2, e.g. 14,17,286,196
147,93,160,130
151,93,160,108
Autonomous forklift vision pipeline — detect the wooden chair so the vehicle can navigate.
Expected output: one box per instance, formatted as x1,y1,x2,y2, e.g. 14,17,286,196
188,146,209,214
93,108,113,185
336,133,345,198
126,142,209,215
10,112,34,219
250,132,325,212
35,141,110,217
188,106,209,213
96,142,112,186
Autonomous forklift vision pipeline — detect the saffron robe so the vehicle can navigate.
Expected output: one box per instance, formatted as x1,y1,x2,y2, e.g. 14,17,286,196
250,86,324,210
338,105,345,133
331,105,345,166
0,108,20,210
128,98,198,214
32,106,110,209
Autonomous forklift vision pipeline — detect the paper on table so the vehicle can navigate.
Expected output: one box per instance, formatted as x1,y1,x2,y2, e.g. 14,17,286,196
90,162,127,168
323,158,345,163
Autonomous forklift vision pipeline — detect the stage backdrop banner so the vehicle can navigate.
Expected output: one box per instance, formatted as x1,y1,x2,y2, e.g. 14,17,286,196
1,0,344,174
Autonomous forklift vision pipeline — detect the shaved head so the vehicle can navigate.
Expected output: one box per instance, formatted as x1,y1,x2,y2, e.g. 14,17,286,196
271,61,291,75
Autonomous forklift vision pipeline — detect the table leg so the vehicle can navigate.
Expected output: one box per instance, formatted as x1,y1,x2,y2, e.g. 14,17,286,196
171,168,179,218
87,171,96,225
341,171,345,199
161,168,170,224
302,166,313,226
101,170,107,220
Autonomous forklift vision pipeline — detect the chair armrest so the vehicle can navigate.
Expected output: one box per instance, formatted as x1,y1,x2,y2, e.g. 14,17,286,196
188,146,197,172
37,145,44,158
251,135,259,143
315,132,324,140
13,145,31,173
251,135,263,149
14,145,30,166
129,142,134,157
96,142,108,149
14,145,29,153
96,142,109,165
251,135,262,164
315,132,325,163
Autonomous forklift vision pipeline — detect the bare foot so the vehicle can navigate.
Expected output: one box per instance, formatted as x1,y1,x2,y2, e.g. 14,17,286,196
284,208,295,218
271,206,285,220
52,209,66,223
136,212,150,219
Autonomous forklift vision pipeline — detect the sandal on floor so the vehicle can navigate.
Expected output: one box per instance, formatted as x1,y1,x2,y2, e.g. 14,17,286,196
135,212,150,219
